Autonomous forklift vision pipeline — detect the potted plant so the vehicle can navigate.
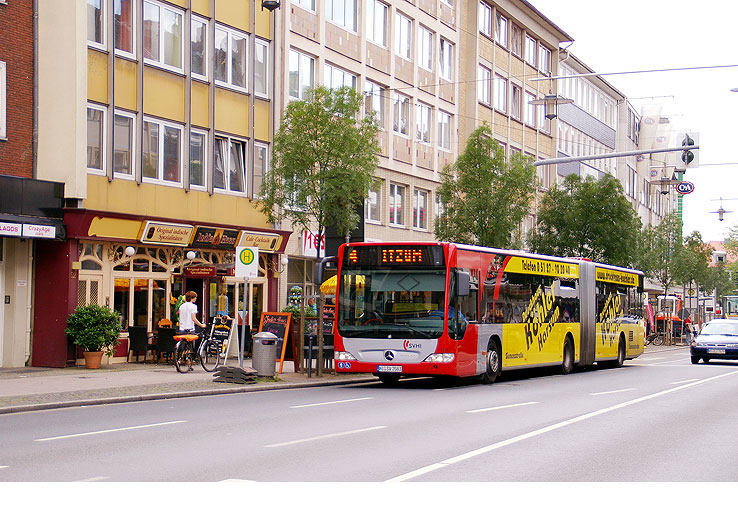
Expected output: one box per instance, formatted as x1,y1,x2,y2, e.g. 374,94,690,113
65,304,122,368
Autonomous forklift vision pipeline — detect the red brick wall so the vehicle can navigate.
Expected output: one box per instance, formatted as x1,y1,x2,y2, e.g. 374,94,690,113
0,0,34,178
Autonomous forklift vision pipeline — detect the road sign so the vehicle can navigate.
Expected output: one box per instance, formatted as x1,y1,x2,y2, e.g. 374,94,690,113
235,246,259,278
675,181,695,194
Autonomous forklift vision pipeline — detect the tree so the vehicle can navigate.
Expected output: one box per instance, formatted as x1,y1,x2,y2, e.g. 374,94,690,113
527,174,642,267
434,124,536,248
636,213,684,297
673,231,712,293
258,86,379,246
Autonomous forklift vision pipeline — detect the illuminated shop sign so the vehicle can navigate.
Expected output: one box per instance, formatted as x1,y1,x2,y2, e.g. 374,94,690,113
140,221,194,246
191,226,241,250
238,230,282,253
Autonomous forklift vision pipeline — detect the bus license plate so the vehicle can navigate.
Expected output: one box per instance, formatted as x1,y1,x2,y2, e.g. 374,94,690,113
377,365,402,373
708,349,725,354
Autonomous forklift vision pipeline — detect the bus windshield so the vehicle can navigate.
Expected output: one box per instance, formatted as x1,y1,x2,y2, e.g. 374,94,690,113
337,268,447,339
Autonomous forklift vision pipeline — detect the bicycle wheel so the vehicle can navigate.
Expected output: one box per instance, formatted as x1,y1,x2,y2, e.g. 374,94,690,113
652,334,664,346
199,339,221,372
175,341,193,373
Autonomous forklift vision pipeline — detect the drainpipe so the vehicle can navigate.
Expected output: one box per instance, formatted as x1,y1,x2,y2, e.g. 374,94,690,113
27,0,40,365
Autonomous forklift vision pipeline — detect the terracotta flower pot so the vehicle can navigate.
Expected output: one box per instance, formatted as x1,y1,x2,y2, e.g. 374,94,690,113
83,351,104,369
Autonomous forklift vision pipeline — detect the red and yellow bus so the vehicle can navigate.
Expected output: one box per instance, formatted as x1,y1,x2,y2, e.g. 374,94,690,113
333,242,645,384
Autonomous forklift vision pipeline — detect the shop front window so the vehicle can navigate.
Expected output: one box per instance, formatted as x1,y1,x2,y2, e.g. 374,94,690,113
133,279,149,327
114,278,131,330
153,279,167,328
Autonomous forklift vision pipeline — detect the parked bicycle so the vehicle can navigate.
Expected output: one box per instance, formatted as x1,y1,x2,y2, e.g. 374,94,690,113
173,331,202,373
645,332,663,346
198,314,231,372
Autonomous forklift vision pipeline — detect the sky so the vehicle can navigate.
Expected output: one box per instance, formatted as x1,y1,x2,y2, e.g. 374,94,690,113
531,0,738,243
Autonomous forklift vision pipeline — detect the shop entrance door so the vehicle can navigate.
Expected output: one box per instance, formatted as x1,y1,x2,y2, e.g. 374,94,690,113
78,274,104,307
184,277,206,324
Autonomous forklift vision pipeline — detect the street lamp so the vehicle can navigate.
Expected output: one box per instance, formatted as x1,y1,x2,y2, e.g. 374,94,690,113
261,0,280,11
528,90,574,120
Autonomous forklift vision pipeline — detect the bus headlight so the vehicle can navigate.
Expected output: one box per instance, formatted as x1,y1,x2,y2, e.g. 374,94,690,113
423,353,455,363
335,351,357,361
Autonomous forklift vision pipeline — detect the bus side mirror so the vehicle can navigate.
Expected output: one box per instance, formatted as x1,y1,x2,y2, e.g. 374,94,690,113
457,270,470,296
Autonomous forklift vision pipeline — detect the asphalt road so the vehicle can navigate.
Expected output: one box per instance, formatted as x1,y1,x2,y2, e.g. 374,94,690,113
2,347,737,482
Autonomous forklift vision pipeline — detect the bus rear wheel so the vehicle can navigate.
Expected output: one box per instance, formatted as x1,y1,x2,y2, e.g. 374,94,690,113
481,340,500,384
560,341,573,375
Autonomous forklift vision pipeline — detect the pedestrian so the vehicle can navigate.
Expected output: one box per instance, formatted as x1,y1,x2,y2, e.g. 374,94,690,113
308,297,318,315
178,291,206,334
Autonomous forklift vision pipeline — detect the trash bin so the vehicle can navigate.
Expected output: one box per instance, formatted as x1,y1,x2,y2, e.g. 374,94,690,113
252,331,278,377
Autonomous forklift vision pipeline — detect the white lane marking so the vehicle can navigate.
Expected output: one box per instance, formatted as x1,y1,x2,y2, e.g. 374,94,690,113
34,420,186,442
589,388,636,396
76,476,109,482
467,402,538,414
386,369,738,482
265,426,387,448
290,397,373,409
0,466,8,469
672,378,699,384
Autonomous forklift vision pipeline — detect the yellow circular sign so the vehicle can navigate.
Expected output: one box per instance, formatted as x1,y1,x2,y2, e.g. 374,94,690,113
239,248,255,265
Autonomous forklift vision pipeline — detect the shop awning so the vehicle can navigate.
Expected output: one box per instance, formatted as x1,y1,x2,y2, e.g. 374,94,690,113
320,274,364,295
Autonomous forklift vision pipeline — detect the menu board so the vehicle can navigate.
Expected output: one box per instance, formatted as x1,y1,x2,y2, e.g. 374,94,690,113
258,312,292,372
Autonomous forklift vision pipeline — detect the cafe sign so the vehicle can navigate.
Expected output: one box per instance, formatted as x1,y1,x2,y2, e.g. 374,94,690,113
185,266,216,277
191,226,240,250
237,230,282,253
140,221,194,246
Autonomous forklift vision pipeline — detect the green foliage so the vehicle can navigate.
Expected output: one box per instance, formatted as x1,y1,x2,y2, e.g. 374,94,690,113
281,305,317,318
434,124,537,248
527,174,642,267
258,86,379,247
635,213,683,295
65,305,122,357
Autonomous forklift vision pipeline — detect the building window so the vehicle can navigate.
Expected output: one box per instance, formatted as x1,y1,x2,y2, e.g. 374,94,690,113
418,26,433,71
524,35,537,66
87,0,104,49
439,38,453,81
289,49,315,100
142,118,182,184
366,0,387,47
539,45,551,75
296,0,315,11
416,103,431,145
191,16,208,80
393,92,410,137
366,179,382,223
438,110,451,151
365,80,385,129
215,25,248,91
495,11,507,47
478,65,491,105
327,0,357,32
479,2,492,37
143,0,184,72
324,63,357,90
510,23,522,58
254,38,269,97
413,189,428,230
494,75,507,113
86,105,105,171
389,183,405,227
214,136,247,193
114,0,135,56
525,91,536,126
537,103,551,133
253,142,269,198
435,192,445,224
189,130,207,189
395,13,412,61
114,111,135,177
511,84,522,120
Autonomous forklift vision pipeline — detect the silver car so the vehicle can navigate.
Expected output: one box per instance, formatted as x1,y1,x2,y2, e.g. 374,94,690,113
690,319,738,364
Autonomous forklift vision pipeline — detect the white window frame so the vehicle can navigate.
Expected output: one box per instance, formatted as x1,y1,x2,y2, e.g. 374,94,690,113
524,91,536,126
191,15,208,81
324,63,357,90
143,0,185,74
417,26,433,71
395,12,412,61
141,117,183,186
253,142,269,199
511,83,522,121
254,38,269,98
86,103,106,173
215,24,249,92
416,102,431,145
289,49,315,100
365,179,382,223
213,135,248,195
364,80,385,129
114,0,136,59
539,45,551,75
389,183,406,227
478,65,491,105
439,38,453,81
479,2,492,37
393,92,410,137
189,129,208,190
366,0,387,47
413,189,428,230
0,61,4,139
493,75,507,113
524,35,537,66
438,110,451,152
295,0,316,11
537,103,551,134
87,0,106,50
495,11,507,47
326,0,357,33
434,192,445,224
113,109,136,179
510,23,522,58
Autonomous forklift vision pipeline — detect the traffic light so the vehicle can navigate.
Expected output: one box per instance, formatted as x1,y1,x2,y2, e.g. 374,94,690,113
675,132,699,170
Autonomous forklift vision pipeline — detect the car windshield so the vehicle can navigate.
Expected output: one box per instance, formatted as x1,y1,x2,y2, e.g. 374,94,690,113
700,322,738,336
337,268,446,339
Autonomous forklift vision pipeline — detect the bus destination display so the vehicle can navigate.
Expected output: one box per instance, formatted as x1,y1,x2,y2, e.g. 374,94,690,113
345,245,444,267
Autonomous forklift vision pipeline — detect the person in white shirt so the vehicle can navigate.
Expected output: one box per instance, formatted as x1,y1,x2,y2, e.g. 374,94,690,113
178,291,206,334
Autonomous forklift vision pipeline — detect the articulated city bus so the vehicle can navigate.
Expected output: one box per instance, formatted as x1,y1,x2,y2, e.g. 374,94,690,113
333,242,645,385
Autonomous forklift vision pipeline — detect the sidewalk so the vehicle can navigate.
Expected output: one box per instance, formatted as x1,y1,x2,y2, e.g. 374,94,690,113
0,357,376,415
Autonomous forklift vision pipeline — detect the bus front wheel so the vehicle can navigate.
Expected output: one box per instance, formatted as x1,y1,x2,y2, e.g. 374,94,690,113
481,340,500,384
378,374,401,386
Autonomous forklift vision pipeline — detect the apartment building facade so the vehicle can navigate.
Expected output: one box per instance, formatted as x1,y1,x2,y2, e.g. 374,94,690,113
27,0,287,367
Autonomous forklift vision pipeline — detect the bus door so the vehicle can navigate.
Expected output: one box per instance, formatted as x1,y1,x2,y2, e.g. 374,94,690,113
450,268,479,377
